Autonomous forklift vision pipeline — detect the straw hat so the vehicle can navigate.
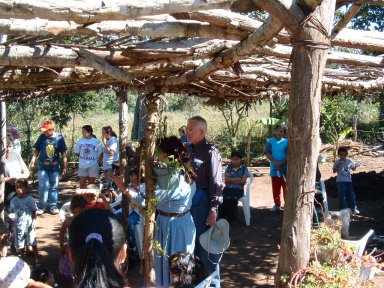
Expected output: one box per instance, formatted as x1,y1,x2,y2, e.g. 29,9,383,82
199,219,230,254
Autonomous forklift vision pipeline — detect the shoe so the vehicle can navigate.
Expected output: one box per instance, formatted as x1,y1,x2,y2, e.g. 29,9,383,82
36,208,44,215
49,207,59,215
271,205,281,212
353,208,360,215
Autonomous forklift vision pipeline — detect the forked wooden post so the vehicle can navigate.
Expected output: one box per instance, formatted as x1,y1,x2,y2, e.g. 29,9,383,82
0,34,6,231
143,93,161,287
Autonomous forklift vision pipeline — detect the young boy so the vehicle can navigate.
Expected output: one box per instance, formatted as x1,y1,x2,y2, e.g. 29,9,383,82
9,179,39,266
332,146,359,214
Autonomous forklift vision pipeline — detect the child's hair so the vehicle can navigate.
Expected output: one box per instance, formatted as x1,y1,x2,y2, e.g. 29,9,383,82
15,179,28,189
82,125,96,138
337,146,348,155
275,124,287,135
70,195,87,213
168,252,207,288
68,209,125,288
30,267,51,283
230,150,242,159
178,126,187,134
102,126,117,138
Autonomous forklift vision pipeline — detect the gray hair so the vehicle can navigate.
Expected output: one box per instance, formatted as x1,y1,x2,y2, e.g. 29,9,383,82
188,116,207,132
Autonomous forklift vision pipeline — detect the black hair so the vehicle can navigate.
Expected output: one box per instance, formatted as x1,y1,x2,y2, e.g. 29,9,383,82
156,136,196,183
15,178,28,189
230,150,242,159
102,126,118,138
178,126,187,134
30,267,51,283
82,125,96,138
70,194,87,213
169,252,207,288
68,209,126,288
337,146,348,155
275,124,287,135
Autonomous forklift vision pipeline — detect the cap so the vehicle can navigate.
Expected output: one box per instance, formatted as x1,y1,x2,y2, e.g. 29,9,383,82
41,121,54,132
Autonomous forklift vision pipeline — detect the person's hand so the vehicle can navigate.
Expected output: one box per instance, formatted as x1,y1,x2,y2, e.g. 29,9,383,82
107,172,126,192
206,210,217,227
29,161,35,170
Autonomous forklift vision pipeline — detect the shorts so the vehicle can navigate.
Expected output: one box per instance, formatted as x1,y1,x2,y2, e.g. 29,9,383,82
14,221,37,249
78,165,99,178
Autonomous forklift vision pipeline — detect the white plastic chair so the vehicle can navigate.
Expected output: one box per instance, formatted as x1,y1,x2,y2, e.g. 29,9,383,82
319,180,329,212
341,229,374,256
194,270,218,288
59,201,72,223
239,172,254,226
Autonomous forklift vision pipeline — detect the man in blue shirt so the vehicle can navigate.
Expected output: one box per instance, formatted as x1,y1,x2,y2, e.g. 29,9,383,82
29,121,68,215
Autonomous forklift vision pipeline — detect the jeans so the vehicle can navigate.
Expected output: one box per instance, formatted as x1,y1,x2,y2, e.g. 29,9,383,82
191,188,222,288
115,211,141,250
337,182,356,210
38,169,59,209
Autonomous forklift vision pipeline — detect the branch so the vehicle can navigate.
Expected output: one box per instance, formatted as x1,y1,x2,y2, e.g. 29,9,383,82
0,18,247,40
74,48,134,84
0,0,233,24
331,4,362,38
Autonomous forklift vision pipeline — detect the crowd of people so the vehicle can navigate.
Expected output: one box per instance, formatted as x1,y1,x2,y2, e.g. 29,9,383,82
1,116,363,288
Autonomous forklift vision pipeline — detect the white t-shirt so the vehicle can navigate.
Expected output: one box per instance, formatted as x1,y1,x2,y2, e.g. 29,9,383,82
74,137,102,169
102,136,119,170
4,152,26,178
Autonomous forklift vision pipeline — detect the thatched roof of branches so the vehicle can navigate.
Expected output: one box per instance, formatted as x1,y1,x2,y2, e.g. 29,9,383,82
0,0,383,102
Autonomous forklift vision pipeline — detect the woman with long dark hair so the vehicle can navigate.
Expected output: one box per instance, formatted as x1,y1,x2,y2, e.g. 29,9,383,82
110,136,196,288
101,126,119,201
68,208,127,288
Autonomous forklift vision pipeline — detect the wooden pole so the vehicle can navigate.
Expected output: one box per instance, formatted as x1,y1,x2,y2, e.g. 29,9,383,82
276,0,336,285
118,87,130,239
143,93,160,287
0,34,6,231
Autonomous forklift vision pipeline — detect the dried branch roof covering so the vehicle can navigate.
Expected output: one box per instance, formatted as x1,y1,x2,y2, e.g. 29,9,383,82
0,0,383,102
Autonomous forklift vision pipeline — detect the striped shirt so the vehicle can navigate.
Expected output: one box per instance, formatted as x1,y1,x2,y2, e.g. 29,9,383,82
188,139,223,208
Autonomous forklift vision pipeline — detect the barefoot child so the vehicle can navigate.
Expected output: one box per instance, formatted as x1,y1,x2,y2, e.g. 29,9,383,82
9,179,38,265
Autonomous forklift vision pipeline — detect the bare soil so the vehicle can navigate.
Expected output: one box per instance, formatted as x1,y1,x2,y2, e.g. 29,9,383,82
26,154,384,287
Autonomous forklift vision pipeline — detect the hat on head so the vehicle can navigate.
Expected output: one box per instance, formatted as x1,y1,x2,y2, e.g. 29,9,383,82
40,121,54,131
199,219,230,254
0,256,30,288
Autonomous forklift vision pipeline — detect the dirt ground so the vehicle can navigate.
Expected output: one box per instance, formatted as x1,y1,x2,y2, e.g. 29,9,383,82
28,154,384,287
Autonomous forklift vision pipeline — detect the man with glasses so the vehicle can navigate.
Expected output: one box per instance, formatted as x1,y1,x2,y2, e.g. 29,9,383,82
29,121,68,215
187,115,223,288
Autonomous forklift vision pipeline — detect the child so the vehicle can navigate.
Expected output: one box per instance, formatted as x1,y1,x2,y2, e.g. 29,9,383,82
168,252,207,288
59,195,87,279
77,184,112,211
9,179,38,266
219,151,249,222
74,125,102,189
264,125,288,211
333,146,359,214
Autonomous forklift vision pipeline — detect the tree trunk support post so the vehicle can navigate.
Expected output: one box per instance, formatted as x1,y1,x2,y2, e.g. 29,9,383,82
143,92,161,287
0,34,6,231
272,0,336,285
118,87,130,238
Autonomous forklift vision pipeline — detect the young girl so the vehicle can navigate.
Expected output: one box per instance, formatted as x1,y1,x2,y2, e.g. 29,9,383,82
219,151,249,222
59,195,87,279
264,125,288,211
9,179,38,266
101,126,119,201
74,125,102,189
168,252,207,288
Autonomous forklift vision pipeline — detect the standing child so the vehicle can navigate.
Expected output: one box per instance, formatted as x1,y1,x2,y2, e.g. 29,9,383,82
332,146,360,214
9,179,38,266
74,125,102,189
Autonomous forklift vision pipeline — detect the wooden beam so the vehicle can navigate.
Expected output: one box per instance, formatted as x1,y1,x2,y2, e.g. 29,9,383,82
332,4,363,38
0,18,247,40
0,0,232,24
74,48,134,84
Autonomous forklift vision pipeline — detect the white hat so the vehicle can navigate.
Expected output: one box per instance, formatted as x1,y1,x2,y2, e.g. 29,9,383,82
199,219,230,254
0,256,30,288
